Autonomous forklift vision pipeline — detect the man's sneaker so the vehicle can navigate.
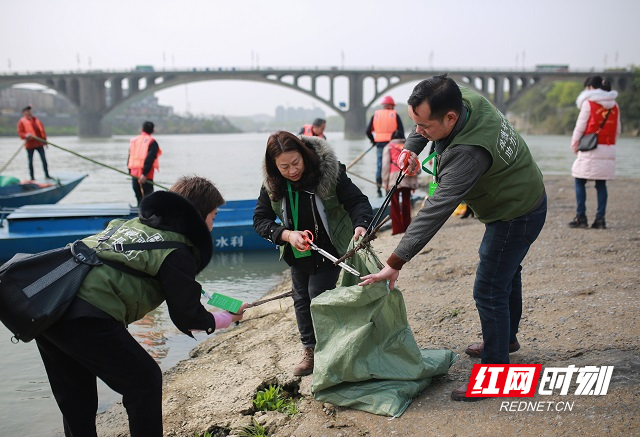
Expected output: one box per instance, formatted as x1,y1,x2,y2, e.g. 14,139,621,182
293,347,314,376
591,217,606,229
568,215,588,228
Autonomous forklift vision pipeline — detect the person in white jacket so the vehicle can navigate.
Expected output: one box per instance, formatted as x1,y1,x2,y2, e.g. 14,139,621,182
569,76,621,229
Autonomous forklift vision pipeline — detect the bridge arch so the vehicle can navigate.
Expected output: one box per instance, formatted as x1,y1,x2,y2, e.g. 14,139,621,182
0,68,631,138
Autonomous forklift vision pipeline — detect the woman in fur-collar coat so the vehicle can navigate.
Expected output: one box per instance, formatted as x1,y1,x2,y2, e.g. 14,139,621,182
253,131,372,377
569,76,621,230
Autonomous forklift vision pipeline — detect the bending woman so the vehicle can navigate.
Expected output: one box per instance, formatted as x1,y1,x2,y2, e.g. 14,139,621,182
253,131,372,376
569,76,621,229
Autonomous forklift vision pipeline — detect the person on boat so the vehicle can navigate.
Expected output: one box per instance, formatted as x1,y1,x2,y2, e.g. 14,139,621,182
128,121,161,206
381,130,420,235
568,76,620,230
359,74,547,402
34,175,247,436
298,117,327,139
17,105,51,180
366,95,405,197
253,131,372,376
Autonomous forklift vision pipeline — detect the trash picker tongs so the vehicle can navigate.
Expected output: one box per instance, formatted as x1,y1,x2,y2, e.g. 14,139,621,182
334,156,418,266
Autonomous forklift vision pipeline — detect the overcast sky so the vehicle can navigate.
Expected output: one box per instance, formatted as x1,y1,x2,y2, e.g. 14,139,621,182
2,0,639,117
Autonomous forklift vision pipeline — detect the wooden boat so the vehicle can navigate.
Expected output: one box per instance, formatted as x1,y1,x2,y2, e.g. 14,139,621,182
0,199,276,261
0,193,398,262
0,172,88,209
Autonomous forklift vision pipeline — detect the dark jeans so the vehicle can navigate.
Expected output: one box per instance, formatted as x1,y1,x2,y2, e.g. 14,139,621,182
27,146,49,179
291,265,341,348
375,143,388,190
132,177,155,206
36,317,163,437
473,194,547,364
575,178,607,219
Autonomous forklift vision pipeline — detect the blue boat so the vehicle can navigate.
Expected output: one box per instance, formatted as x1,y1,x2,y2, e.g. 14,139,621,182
0,172,88,209
0,199,276,262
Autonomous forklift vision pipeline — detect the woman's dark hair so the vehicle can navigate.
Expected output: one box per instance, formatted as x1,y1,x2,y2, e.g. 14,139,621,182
601,79,612,91
584,76,603,89
170,175,225,219
407,73,463,121
391,130,405,140
264,130,320,200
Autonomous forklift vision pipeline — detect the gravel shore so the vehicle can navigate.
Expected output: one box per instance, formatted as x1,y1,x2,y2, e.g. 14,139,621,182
97,175,640,437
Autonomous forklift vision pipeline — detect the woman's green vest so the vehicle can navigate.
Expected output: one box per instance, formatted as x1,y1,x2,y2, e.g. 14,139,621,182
450,88,544,223
270,187,353,257
76,218,194,325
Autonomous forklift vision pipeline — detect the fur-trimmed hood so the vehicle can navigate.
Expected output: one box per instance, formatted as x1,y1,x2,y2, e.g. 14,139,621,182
262,135,340,199
138,191,213,273
576,88,619,109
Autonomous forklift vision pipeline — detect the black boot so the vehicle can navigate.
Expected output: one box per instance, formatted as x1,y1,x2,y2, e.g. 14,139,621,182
568,215,588,228
591,217,606,229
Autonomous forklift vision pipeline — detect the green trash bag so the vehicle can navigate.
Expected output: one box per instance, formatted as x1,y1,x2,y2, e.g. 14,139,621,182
310,242,458,417
0,175,20,187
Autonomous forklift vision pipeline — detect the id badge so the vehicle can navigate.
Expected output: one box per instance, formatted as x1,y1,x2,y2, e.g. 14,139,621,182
429,181,438,196
292,246,311,259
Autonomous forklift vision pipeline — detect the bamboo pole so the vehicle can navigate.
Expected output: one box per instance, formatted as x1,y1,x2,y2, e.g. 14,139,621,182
0,143,25,174
29,135,169,190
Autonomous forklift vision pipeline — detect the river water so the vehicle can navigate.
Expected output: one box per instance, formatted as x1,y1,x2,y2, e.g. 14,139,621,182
0,132,639,435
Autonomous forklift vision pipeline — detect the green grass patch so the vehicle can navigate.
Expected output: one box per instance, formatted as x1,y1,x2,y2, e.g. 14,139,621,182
253,385,299,416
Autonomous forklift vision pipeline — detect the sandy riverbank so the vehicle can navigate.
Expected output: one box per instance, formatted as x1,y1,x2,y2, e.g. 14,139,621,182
96,175,639,437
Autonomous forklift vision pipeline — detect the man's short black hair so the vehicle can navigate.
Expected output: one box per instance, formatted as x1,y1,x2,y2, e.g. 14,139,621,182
312,118,326,127
142,121,155,134
407,74,463,121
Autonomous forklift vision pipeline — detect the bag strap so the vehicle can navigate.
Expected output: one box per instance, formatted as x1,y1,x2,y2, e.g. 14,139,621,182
111,240,190,253
95,221,190,253
595,109,612,133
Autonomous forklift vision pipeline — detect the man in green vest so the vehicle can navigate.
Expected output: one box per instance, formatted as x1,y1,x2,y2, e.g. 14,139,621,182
359,74,547,402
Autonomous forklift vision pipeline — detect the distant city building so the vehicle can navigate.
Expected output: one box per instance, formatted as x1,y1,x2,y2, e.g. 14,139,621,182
0,87,75,116
275,105,325,123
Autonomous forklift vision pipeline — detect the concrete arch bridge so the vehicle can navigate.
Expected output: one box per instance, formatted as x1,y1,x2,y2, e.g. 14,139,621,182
0,67,631,138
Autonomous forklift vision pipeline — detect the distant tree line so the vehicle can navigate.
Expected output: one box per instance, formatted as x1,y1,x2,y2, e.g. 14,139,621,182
508,68,640,136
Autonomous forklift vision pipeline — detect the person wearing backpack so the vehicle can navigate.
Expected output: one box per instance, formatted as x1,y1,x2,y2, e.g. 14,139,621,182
381,131,420,235
34,176,247,437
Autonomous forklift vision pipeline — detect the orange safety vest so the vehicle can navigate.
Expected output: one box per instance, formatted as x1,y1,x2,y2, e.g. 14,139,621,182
128,133,162,179
17,116,47,150
372,109,398,143
586,102,619,146
303,124,324,137
388,141,404,172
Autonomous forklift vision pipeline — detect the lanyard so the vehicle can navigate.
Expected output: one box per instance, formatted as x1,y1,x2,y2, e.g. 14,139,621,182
421,150,438,178
286,181,300,230
286,181,311,258
421,150,438,196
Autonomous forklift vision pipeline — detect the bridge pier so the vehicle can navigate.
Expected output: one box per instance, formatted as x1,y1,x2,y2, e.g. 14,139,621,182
344,73,367,139
77,77,111,137
78,112,111,137
344,107,367,140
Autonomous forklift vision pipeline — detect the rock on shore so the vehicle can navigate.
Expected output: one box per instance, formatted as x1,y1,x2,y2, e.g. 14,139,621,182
97,175,639,436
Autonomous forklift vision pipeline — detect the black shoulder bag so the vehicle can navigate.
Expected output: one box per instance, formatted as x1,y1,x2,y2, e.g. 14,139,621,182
0,222,188,343
578,109,612,152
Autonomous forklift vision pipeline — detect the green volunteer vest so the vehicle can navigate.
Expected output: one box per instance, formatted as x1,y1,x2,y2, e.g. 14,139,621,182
270,186,353,258
448,88,544,223
76,218,195,325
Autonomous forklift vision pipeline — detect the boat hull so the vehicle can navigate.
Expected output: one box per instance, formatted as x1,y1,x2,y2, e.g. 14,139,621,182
0,200,277,262
0,172,87,209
